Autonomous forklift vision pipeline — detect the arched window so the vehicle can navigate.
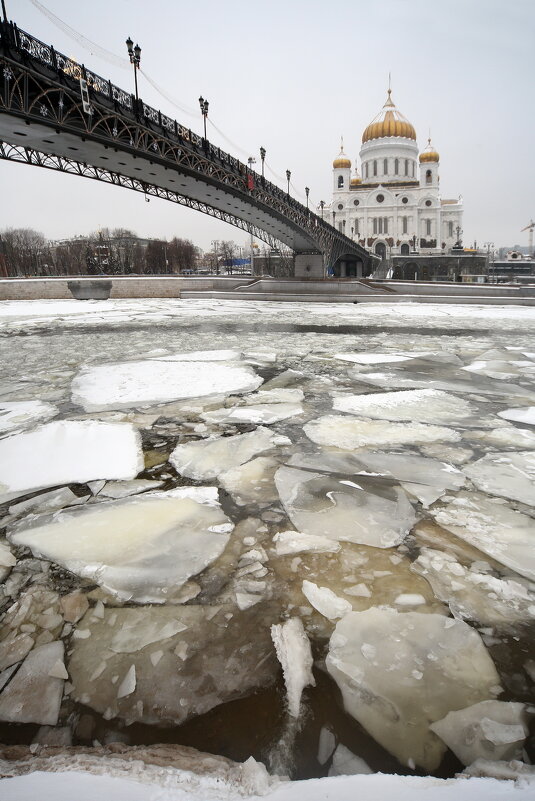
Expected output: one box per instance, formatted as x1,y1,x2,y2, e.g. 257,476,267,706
448,221,453,237
365,162,369,179
373,218,377,234
394,158,399,175
411,161,415,177
404,159,409,176
355,218,359,234
383,217,388,234
338,175,344,189
373,160,377,176
402,216,408,234
426,219,431,236
338,222,343,233
383,158,388,175
426,170,432,184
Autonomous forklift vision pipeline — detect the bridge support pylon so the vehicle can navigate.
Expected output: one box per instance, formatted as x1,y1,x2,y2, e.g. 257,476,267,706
294,253,325,279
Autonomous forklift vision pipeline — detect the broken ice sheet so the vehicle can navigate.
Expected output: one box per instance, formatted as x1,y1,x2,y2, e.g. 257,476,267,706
272,530,341,556
68,603,278,726
8,488,233,603
430,491,535,581
498,406,535,426
201,402,303,426
464,451,535,506
304,415,460,450
0,641,65,725
71,358,263,411
287,450,465,508
463,427,535,449
328,744,373,776
0,401,58,436
270,616,315,718
275,465,416,548
430,700,529,766
170,427,289,481
301,580,352,620
411,548,535,626
219,456,280,506
333,389,475,425
0,420,144,503
326,608,500,771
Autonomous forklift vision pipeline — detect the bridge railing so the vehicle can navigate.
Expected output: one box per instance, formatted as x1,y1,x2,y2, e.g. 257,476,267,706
1,21,368,261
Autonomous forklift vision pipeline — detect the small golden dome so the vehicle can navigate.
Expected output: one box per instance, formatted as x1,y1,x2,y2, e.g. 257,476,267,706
333,138,351,169
419,138,440,163
362,89,416,143
350,174,362,187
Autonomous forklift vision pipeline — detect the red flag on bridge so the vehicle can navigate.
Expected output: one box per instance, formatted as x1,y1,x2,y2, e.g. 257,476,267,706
247,173,254,191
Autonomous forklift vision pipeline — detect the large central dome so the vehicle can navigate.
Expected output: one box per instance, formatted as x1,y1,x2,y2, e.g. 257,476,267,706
362,90,416,143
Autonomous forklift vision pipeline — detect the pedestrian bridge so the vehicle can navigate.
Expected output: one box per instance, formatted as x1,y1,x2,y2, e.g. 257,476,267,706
0,19,374,275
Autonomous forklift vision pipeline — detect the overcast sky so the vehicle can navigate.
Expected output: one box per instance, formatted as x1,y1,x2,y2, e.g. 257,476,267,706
2,0,534,252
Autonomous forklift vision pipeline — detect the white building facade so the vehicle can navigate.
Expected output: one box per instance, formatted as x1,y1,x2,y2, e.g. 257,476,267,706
324,90,463,267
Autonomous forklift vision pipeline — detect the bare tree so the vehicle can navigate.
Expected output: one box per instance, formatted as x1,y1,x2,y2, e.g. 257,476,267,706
220,240,237,274
168,237,196,273
1,228,48,276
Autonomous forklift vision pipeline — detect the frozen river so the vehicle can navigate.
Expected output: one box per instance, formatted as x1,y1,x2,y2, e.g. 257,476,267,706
0,299,534,786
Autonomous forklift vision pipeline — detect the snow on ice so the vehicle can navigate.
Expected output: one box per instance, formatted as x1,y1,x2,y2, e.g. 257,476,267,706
304,415,461,450
464,451,535,506
0,400,58,436
333,389,475,425
270,617,315,718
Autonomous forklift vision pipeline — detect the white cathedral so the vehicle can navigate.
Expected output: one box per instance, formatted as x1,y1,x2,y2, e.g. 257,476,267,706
324,88,463,264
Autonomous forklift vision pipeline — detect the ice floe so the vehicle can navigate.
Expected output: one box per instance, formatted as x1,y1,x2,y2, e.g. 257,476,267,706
328,744,372,776
463,427,535,449
0,641,65,725
463,451,535,506
9,488,233,603
68,603,278,725
304,415,461,450
412,548,535,625
333,389,475,425
201,402,303,425
170,427,289,481
271,617,315,717
219,456,279,506
498,406,535,426
301,580,352,620
326,608,500,770
430,700,529,766
431,491,535,581
275,466,416,548
72,358,263,411
0,401,58,436
272,530,341,556
0,421,143,503
351,371,535,401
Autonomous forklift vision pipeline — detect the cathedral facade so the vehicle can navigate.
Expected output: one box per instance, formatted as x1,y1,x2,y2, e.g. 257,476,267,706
324,89,463,266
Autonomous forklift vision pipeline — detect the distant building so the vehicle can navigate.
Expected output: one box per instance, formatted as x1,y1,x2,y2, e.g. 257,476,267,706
322,89,464,277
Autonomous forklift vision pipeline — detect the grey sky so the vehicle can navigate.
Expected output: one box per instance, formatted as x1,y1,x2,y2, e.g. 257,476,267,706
2,0,534,252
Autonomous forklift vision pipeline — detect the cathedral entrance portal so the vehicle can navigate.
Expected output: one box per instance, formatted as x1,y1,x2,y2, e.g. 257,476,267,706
374,242,386,259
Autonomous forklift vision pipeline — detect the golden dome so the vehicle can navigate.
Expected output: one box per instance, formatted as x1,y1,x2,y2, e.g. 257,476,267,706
350,174,362,187
333,138,351,169
362,89,416,143
419,138,440,163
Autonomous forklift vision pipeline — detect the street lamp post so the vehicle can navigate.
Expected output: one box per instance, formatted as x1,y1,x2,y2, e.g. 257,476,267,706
305,187,309,211
198,96,209,142
259,147,266,182
125,37,141,103
286,170,291,196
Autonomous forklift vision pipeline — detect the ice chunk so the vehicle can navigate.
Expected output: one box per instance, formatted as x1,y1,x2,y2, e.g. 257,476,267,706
394,594,426,607
464,427,535,449
304,416,460,450
302,580,352,620
69,604,278,726
0,542,16,568
461,360,523,380
99,479,164,499
0,633,34,671
0,421,143,502
333,389,475,425
288,450,465,508
117,665,136,699
270,617,315,717
344,583,371,598
317,726,336,765
9,491,233,603
201,402,303,425
412,548,535,625
430,700,528,765
275,466,416,548
8,487,87,518
351,370,535,401
0,642,65,725
72,359,262,411
419,443,474,464
244,388,304,404
154,349,242,362
219,457,279,507
0,401,57,436
328,744,373,776
170,427,285,481
431,491,535,581
464,451,535,506
498,406,535,426
272,530,341,556
60,592,89,624
326,608,500,770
